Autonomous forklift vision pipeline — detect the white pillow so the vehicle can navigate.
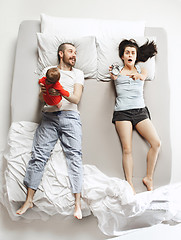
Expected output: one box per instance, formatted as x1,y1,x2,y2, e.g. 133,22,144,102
41,13,145,38
41,13,100,37
97,36,156,81
37,33,98,79
40,14,146,80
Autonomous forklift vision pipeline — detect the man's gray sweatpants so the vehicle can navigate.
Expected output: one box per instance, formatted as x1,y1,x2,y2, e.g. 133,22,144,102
24,111,83,193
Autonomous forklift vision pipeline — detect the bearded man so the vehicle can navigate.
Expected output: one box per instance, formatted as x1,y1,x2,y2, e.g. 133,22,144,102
16,43,84,220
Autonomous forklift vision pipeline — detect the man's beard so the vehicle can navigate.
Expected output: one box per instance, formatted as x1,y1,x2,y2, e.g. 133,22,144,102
63,55,76,67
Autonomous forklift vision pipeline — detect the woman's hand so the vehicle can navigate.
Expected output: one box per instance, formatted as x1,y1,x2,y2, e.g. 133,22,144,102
127,68,147,81
127,73,140,80
109,66,118,81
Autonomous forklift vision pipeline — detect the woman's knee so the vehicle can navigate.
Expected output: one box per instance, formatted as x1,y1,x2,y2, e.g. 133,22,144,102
122,145,132,155
152,138,161,150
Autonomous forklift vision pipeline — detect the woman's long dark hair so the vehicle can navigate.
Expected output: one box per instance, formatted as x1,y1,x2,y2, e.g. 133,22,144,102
118,39,157,63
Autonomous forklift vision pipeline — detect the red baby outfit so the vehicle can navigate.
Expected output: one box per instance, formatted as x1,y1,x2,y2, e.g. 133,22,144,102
39,77,70,105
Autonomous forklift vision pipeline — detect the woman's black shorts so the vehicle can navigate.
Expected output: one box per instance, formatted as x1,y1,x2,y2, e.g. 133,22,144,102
112,107,151,128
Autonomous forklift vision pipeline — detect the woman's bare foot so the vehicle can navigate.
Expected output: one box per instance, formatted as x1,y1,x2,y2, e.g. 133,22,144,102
127,181,136,195
74,203,82,220
16,200,33,215
142,177,153,191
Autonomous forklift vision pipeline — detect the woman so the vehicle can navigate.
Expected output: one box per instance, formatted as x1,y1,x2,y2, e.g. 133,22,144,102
110,39,161,194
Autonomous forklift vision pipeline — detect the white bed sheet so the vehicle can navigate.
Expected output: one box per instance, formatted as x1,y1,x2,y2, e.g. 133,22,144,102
1,121,181,236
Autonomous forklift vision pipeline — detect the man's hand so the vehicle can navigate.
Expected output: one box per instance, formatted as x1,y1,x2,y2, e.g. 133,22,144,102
40,83,46,95
48,88,60,96
40,83,60,96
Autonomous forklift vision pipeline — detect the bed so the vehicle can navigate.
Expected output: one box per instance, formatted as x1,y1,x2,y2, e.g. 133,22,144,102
11,18,171,187
1,15,181,236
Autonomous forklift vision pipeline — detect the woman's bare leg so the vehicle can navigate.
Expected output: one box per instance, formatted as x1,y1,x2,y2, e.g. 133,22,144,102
16,188,35,215
136,119,161,191
74,193,82,219
115,121,136,194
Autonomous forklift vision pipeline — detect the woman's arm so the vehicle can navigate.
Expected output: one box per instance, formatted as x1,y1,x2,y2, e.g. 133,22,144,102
128,68,148,81
109,66,119,80
139,68,148,81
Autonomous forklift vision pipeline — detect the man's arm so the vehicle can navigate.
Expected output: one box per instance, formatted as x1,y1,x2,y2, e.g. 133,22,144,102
48,83,84,104
63,83,83,104
39,83,46,102
56,83,70,97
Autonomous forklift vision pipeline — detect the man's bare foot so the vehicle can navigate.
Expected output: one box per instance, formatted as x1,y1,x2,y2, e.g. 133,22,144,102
142,177,153,191
74,203,82,220
16,200,33,215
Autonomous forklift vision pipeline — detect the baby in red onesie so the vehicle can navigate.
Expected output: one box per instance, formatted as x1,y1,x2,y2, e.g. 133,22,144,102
39,67,70,108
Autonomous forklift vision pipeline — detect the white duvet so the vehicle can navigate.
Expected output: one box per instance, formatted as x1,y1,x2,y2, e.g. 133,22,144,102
1,121,181,236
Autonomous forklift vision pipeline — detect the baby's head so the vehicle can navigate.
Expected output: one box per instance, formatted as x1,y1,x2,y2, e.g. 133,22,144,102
46,67,60,84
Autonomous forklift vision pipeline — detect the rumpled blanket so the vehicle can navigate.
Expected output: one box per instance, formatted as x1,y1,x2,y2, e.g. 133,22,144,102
1,121,181,236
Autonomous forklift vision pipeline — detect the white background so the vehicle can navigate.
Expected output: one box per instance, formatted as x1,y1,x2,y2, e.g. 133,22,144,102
0,0,181,239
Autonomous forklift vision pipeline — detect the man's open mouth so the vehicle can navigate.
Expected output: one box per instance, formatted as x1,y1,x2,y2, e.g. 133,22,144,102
69,58,76,64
